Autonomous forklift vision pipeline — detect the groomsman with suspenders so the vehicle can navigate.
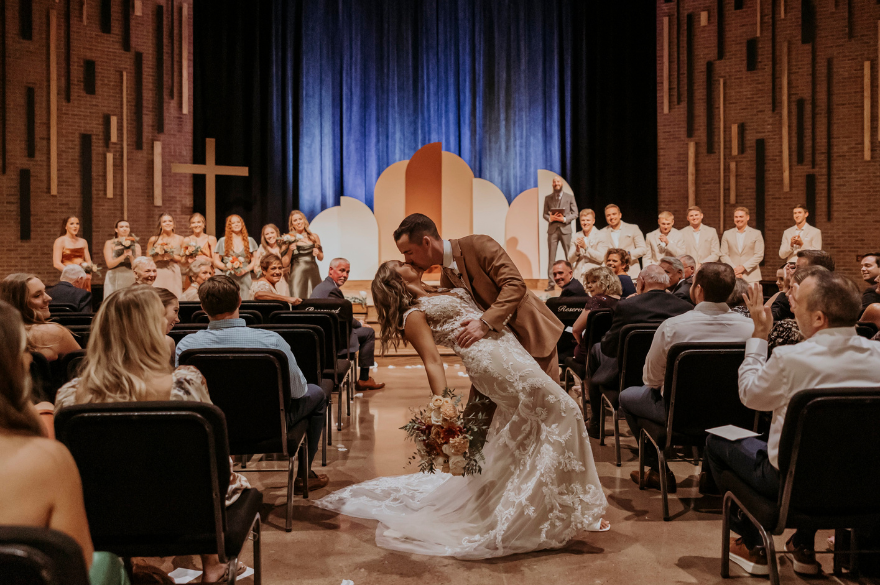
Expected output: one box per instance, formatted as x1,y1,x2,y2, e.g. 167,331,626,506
679,206,721,264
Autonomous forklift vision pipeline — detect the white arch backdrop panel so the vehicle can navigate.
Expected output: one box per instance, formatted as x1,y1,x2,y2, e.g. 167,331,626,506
309,196,379,281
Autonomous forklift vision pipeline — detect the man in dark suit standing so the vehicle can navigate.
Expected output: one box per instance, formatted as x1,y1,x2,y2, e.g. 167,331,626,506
543,176,579,291
584,265,692,436
46,265,92,313
551,260,586,298
311,258,384,391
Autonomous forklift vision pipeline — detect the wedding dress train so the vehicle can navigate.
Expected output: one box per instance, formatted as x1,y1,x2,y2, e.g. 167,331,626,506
314,288,607,559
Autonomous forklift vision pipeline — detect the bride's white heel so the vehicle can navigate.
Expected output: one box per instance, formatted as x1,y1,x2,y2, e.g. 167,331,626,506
586,518,611,532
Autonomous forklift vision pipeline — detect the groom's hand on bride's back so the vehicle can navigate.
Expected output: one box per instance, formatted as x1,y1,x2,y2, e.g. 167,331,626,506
456,319,489,348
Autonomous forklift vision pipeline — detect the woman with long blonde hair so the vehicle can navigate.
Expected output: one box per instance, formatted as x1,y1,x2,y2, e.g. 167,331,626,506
181,212,217,290
283,210,323,298
54,286,250,583
146,213,185,297
314,259,609,557
212,214,258,300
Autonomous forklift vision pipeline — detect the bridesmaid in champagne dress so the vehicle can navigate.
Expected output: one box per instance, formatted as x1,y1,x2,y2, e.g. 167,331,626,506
146,214,185,297
181,213,218,289
213,215,258,300
283,210,323,298
52,216,93,291
254,224,291,296
102,220,142,296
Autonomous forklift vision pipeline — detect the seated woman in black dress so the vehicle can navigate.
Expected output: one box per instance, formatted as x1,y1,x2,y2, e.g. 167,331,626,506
569,266,623,366
604,248,636,298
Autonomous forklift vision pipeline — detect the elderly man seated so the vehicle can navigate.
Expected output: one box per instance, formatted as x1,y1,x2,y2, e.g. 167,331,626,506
311,258,384,391
46,264,92,313
659,256,692,304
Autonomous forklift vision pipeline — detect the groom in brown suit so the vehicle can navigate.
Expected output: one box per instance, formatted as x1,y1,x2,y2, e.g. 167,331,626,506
394,214,564,408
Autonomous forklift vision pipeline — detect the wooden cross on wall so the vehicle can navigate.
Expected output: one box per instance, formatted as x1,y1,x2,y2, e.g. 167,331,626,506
171,138,249,235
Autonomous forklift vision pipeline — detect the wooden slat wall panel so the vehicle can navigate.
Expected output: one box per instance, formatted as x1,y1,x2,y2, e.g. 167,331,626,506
25,86,34,158
663,17,669,114
686,13,694,137
155,6,164,133
135,52,143,149
756,138,766,232
182,3,188,114
688,142,696,208
781,42,790,191
19,169,30,240
706,61,714,154
865,61,871,161
49,9,57,192
80,134,93,247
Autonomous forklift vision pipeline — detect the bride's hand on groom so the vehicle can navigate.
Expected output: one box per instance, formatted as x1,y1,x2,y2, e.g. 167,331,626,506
456,319,489,348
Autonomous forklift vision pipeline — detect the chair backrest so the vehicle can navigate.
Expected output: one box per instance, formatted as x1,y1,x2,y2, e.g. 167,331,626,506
775,387,880,526
48,303,78,314
545,296,591,326
65,324,90,349
256,327,323,385
663,342,752,443
177,301,202,324
54,402,230,557
29,352,53,403
191,309,262,326
293,299,352,353
259,324,329,380
856,321,879,339
0,526,89,585
617,323,660,392
168,329,203,346
49,313,92,327
178,348,291,455
584,309,614,356
270,311,341,357
239,300,289,323
54,350,87,385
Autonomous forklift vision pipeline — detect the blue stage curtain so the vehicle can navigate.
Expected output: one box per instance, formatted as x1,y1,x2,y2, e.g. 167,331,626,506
194,0,657,233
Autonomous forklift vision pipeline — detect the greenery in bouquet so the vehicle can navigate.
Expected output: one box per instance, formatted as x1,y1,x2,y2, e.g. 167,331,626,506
79,262,102,278
181,242,203,258
112,236,139,258
148,242,171,257
401,388,487,476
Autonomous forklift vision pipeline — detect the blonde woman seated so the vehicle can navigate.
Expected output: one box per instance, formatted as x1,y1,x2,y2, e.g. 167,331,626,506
131,256,158,286
252,254,303,306
153,287,181,360
0,300,129,585
569,267,622,366
54,286,251,583
180,257,215,302
0,274,80,361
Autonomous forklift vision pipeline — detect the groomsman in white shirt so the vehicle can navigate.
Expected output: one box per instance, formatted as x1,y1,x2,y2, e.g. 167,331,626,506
567,209,610,285
644,211,685,267
721,207,765,283
779,204,822,262
599,204,647,278
679,206,721,264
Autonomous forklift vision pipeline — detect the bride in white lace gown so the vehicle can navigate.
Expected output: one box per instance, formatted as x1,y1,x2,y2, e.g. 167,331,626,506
314,261,608,559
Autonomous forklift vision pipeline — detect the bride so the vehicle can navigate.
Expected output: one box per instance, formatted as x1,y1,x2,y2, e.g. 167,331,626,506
313,260,608,559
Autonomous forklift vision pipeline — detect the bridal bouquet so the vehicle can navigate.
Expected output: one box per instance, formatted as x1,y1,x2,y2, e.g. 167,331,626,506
401,389,485,476
222,255,244,276
79,261,102,278
280,234,296,245
181,242,203,258
112,236,138,259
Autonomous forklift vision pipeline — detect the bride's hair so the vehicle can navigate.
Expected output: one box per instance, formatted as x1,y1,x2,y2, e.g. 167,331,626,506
371,261,419,354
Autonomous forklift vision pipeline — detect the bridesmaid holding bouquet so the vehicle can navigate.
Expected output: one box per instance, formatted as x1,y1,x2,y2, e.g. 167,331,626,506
283,210,323,299
52,216,94,291
213,214,258,300
181,213,217,288
146,214,185,297
102,220,142,296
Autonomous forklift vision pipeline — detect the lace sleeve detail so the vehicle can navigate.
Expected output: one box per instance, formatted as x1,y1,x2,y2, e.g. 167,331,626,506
401,306,425,330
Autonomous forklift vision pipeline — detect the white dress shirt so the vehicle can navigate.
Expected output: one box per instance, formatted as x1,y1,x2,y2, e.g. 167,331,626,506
644,228,685,266
643,302,754,394
779,223,823,262
442,239,459,274
738,327,880,468
610,230,621,248
693,230,701,247
735,230,746,252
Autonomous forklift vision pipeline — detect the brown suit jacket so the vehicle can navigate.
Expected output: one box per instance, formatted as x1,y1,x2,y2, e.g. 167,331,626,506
440,235,563,359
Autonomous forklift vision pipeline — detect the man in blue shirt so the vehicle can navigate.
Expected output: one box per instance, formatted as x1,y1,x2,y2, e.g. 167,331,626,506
176,275,328,492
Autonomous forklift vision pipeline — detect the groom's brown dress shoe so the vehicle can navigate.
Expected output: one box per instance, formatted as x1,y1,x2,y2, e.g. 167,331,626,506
356,377,385,391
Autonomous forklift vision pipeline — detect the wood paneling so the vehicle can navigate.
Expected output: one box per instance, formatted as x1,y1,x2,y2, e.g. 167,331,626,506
65,0,71,102
811,37,816,167
731,123,739,155
701,11,709,26
49,9,57,193
730,161,737,204
134,0,142,17
110,115,117,143
122,71,128,219
103,113,111,148
80,134,93,247
719,77,725,226
796,98,805,164
25,86,34,158
865,61,871,161
686,13,694,137
771,0,777,111
826,58,832,221
153,141,162,206
0,0,4,174
84,59,96,95
170,0,174,99
106,152,113,198
717,0,724,59
706,61,714,154
676,0,681,104
688,141,696,208
19,0,31,40
135,52,143,150
738,122,745,155
663,17,669,114
182,2,188,114
781,42,790,191
19,169,30,240
757,0,762,37
756,138,766,232
155,5,164,133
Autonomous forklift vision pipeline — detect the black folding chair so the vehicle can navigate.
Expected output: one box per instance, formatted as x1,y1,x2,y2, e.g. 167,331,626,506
178,348,310,532
546,296,592,371
564,309,613,413
177,301,203,324
600,323,659,466
48,303,78,314
192,309,263,326
52,349,87,386
66,324,91,349
240,301,289,323
294,299,356,412
49,313,93,327
720,387,880,584
637,342,751,520
0,527,90,585
168,329,203,346
856,321,879,339
54,401,263,583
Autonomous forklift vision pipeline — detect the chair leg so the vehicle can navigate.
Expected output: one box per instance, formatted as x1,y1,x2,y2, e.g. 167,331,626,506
638,429,646,490
252,515,262,585
599,396,607,446
721,493,732,578
657,448,670,521
285,456,295,532
336,386,343,431
226,556,238,585
726,492,780,585
327,396,333,445
321,414,327,467
300,438,309,499
613,407,622,467
241,454,247,469
580,379,588,416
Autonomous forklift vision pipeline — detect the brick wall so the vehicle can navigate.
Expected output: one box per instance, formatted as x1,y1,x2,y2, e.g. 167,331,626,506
1,0,193,284
657,0,877,283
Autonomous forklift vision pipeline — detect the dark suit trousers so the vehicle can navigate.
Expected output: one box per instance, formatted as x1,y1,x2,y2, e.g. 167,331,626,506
586,343,619,424
547,229,572,280
352,325,376,368
288,383,327,473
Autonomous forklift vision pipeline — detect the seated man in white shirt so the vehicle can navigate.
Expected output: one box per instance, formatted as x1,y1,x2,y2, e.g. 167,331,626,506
619,263,754,492
705,268,880,577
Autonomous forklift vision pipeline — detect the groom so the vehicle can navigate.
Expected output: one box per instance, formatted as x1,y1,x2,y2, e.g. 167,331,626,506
394,214,564,423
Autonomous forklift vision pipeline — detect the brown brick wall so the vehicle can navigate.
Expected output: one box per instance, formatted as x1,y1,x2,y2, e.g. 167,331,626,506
1,0,193,284
657,0,878,283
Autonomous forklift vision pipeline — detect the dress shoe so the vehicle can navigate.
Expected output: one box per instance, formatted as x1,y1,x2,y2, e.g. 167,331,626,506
729,537,769,576
629,469,677,493
356,377,385,391
785,535,820,575
544,282,556,291
698,470,720,495
294,471,330,495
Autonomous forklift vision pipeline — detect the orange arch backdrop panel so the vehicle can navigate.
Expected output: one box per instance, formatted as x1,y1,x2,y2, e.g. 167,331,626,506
505,187,539,279
441,151,474,240
405,142,443,232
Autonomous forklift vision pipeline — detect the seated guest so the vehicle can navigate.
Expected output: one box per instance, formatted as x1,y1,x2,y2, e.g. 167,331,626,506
764,263,789,308
705,269,880,577
251,253,304,306
659,256,692,304
605,248,637,298
569,266,622,366
0,274,80,361
180,257,214,301
552,260,586,297
0,301,129,585
620,263,754,491
679,254,698,279
727,278,751,317
131,256,158,286
772,249,835,321
54,285,249,583
311,258,385,391
585,265,692,437
768,267,824,354
861,276,880,329
153,287,180,358
46,264,93,313
175,276,329,490
859,253,880,313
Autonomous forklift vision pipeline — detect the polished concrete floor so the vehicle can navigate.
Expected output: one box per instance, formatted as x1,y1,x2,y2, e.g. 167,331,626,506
160,355,848,585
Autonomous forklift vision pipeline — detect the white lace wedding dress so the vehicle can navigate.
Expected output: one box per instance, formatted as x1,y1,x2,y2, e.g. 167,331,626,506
313,288,607,559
